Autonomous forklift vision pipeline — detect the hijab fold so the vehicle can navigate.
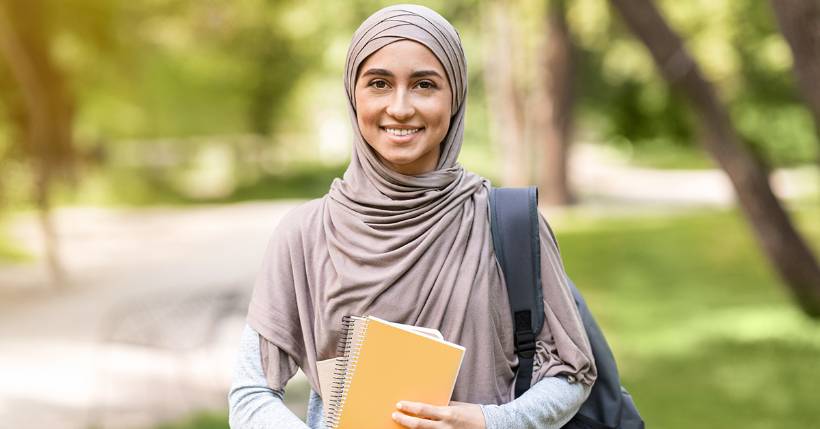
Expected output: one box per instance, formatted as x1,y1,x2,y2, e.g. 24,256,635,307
247,4,596,405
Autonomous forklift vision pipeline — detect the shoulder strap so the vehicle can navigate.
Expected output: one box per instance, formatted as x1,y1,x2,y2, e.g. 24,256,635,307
489,186,543,398
490,186,645,428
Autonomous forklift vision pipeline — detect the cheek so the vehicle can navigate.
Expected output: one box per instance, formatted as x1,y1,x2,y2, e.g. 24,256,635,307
355,104,380,136
426,100,452,138
355,110,368,132
354,90,377,128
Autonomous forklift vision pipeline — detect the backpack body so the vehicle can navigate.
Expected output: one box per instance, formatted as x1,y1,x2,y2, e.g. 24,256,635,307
489,186,645,429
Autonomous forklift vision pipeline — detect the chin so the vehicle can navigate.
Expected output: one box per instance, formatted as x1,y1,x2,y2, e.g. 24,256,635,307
374,145,417,163
383,156,417,168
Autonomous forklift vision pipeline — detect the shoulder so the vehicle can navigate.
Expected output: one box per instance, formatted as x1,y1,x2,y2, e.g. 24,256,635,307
275,198,325,230
268,197,327,245
536,210,562,253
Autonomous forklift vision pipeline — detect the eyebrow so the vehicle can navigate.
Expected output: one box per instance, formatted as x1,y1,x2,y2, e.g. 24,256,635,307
360,68,444,79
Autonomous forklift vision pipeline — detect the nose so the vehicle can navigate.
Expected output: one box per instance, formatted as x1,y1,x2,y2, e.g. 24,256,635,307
386,89,415,121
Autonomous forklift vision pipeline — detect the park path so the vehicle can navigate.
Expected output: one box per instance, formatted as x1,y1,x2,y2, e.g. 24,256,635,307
0,144,815,429
0,202,301,428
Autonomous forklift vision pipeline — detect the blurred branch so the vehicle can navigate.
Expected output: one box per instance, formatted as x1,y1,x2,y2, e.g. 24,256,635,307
535,0,574,205
609,0,820,317
0,0,73,287
769,0,820,156
482,0,529,187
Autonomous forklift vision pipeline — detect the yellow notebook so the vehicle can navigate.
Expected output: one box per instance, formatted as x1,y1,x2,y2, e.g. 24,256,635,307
323,315,465,429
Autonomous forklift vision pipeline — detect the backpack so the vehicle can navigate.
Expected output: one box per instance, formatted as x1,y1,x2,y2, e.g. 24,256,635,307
489,186,645,429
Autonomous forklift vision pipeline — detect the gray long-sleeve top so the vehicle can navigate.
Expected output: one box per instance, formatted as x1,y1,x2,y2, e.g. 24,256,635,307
229,324,590,428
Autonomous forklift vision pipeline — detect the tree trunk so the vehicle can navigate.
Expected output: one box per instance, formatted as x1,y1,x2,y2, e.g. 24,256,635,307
535,0,574,206
0,1,72,287
609,0,820,317
769,0,820,148
483,1,529,187
36,176,66,287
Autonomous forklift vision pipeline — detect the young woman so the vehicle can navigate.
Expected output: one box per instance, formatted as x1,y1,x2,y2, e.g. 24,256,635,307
229,4,596,428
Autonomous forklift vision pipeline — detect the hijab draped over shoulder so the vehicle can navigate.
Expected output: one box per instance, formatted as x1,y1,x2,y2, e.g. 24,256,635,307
247,4,596,404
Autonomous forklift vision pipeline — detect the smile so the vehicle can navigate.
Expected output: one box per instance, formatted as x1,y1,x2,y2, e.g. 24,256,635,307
383,127,423,136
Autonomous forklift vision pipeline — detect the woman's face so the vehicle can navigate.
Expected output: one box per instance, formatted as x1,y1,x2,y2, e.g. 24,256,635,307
354,40,452,176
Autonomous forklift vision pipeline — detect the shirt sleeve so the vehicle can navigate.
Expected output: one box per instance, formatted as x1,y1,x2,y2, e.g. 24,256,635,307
479,375,591,429
228,323,310,429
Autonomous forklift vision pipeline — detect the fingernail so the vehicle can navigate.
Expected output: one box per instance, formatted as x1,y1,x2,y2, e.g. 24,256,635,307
392,412,399,420
396,402,403,410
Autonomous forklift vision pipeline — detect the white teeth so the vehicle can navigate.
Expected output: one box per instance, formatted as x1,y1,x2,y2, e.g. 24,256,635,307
385,128,421,136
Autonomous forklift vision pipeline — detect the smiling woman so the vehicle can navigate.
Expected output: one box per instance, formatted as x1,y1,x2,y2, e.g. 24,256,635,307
229,4,597,429
354,40,453,176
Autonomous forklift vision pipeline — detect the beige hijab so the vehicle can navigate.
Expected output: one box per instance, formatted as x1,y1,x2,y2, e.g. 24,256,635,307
247,4,596,405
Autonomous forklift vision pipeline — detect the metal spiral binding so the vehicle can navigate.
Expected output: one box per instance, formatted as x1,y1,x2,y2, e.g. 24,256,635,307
325,315,368,428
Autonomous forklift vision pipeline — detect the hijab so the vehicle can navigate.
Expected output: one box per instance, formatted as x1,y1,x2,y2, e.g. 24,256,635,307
247,4,596,405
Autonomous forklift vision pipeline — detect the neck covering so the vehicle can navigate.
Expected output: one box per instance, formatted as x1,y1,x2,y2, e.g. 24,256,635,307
247,4,596,405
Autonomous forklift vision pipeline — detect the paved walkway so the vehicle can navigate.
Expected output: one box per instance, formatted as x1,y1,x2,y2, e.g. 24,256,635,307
0,145,816,428
0,202,304,428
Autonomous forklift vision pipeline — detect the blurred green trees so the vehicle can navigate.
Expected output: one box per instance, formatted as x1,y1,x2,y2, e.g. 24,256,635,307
1,0,819,286
2,0,817,207
610,0,820,317
572,0,817,167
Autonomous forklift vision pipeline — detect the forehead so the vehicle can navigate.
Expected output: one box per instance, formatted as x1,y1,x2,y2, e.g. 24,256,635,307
357,40,446,78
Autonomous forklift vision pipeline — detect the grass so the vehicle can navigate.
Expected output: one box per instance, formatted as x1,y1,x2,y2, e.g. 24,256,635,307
150,204,820,428
0,237,29,264
152,411,228,429
555,206,820,428
0,217,30,265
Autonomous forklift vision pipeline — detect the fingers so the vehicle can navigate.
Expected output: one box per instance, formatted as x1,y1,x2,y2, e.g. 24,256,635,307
396,401,449,420
392,410,439,429
394,401,486,429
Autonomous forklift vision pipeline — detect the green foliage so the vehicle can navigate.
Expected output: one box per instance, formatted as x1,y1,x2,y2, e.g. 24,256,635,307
54,162,348,207
613,137,715,170
734,104,818,167
135,49,250,138
571,0,819,168
153,411,228,429
218,163,347,202
3,0,820,207
555,207,820,428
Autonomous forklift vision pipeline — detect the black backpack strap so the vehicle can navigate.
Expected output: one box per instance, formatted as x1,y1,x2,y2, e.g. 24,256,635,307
490,186,645,428
489,186,544,399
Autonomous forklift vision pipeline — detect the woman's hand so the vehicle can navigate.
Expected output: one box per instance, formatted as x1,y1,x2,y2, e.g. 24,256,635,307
392,400,486,429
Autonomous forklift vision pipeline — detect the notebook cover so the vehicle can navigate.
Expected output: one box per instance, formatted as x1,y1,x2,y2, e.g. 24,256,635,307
335,317,465,429
318,323,445,410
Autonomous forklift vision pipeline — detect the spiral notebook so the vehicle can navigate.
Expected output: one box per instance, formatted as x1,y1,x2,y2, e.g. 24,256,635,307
318,315,465,429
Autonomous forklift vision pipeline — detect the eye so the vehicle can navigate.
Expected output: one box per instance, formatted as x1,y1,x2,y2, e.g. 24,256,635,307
416,80,436,90
368,79,389,89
